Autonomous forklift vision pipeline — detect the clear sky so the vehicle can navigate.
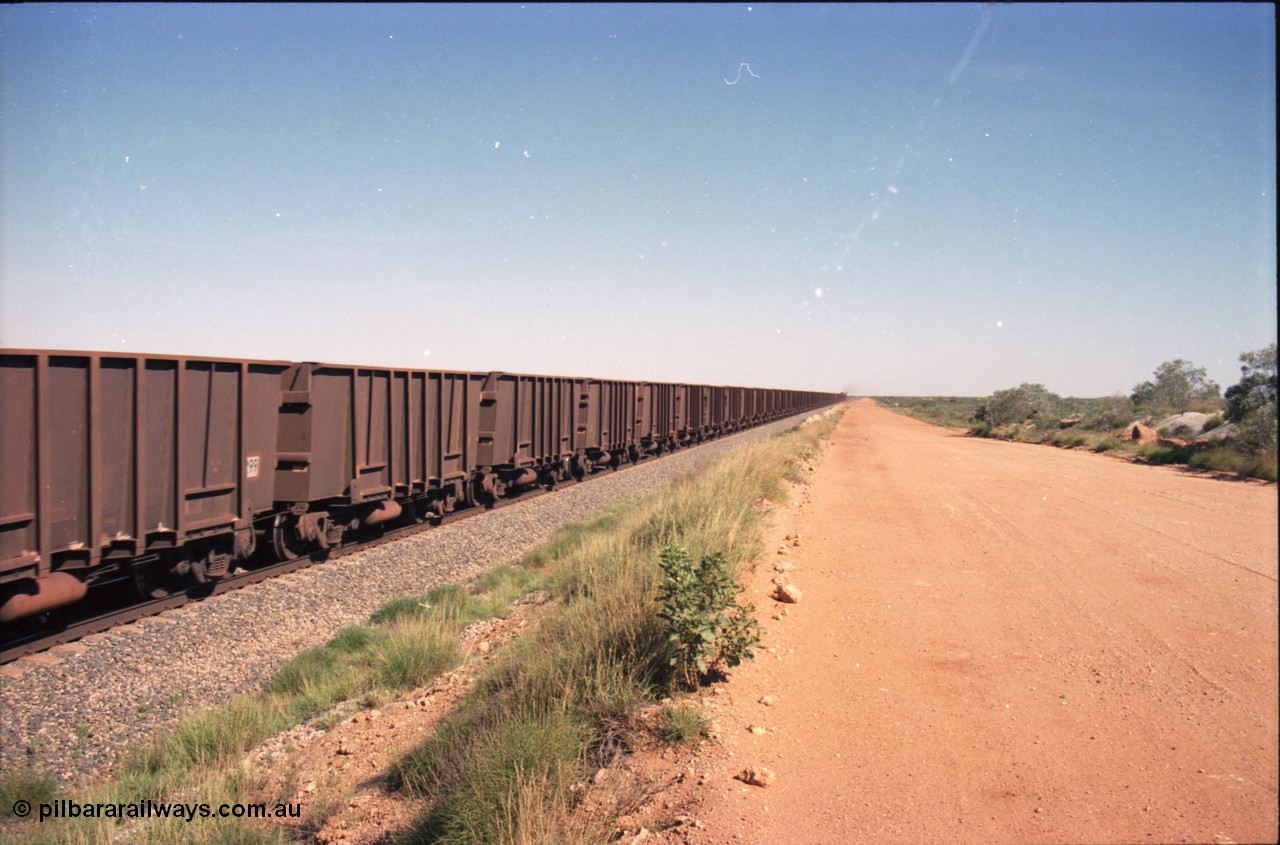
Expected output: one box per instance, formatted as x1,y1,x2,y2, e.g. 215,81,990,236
1,3,1274,396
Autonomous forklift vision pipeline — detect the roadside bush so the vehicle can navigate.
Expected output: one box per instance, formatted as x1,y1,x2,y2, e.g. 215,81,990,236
1136,442,1194,465
1225,344,1277,456
1078,395,1136,431
1187,445,1278,481
657,545,761,691
972,383,1062,429
1200,413,1226,433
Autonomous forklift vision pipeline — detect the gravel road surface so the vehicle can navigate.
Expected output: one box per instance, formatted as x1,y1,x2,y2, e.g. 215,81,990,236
673,399,1277,845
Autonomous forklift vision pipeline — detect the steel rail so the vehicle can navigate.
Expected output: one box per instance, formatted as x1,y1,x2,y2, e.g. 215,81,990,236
0,412,818,664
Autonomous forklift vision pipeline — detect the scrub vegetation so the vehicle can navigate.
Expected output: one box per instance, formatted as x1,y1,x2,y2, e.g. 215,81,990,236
0,407,843,845
0,567,539,844
388,409,841,844
879,346,1277,482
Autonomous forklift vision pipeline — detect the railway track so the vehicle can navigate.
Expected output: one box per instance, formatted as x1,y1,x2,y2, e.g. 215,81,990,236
1,409,830,787
3,444,668,663
2,348,842,665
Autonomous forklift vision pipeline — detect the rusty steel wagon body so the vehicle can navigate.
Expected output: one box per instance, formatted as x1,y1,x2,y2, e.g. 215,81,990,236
0,350,291,620
0,348,842,627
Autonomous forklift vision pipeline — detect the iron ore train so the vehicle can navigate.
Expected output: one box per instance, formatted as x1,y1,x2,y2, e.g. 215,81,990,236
0,349,843,626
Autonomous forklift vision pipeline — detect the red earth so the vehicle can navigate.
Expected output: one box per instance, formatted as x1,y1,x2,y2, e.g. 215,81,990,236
650,399,1278,845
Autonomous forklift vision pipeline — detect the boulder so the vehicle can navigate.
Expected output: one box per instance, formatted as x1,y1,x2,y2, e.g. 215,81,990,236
1125,422,1159,443
773,583,803,603
1194,422,1239,444
1154,412,1213,437
736,767,776,788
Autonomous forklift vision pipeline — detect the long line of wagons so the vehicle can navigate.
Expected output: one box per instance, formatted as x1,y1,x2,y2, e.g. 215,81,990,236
1,349,843,627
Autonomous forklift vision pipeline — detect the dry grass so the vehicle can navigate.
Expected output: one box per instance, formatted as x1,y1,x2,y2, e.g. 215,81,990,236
0,406,847,845
388,407,845,845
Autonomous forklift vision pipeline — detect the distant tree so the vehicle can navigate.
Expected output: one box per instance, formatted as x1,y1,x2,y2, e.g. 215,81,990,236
1225,343,1277,453
973,383,1062,428
1131,359,1221,412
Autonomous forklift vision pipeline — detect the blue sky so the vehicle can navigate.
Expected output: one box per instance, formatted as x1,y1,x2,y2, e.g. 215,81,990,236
1,3,1274,396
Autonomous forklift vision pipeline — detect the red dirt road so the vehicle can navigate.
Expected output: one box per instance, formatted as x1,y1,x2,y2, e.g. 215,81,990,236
682,400,1278,845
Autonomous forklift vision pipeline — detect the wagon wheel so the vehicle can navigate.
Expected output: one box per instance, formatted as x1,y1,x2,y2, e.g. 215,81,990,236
466,475,495,508
272,516,306,561
132,560,175,600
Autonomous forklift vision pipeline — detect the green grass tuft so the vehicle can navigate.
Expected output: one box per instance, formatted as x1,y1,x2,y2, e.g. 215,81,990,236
370,596,428,625
0,769,59,817
378,617,462,688
656,704,709,746
329,625,377,654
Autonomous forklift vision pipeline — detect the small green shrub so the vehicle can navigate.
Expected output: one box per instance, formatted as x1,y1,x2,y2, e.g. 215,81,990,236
1200,413,1226,433
656,704,709,746
657,545,761,691
1137,443,1194,465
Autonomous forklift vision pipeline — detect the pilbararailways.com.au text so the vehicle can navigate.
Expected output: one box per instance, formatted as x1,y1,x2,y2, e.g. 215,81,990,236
24,798,302,823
